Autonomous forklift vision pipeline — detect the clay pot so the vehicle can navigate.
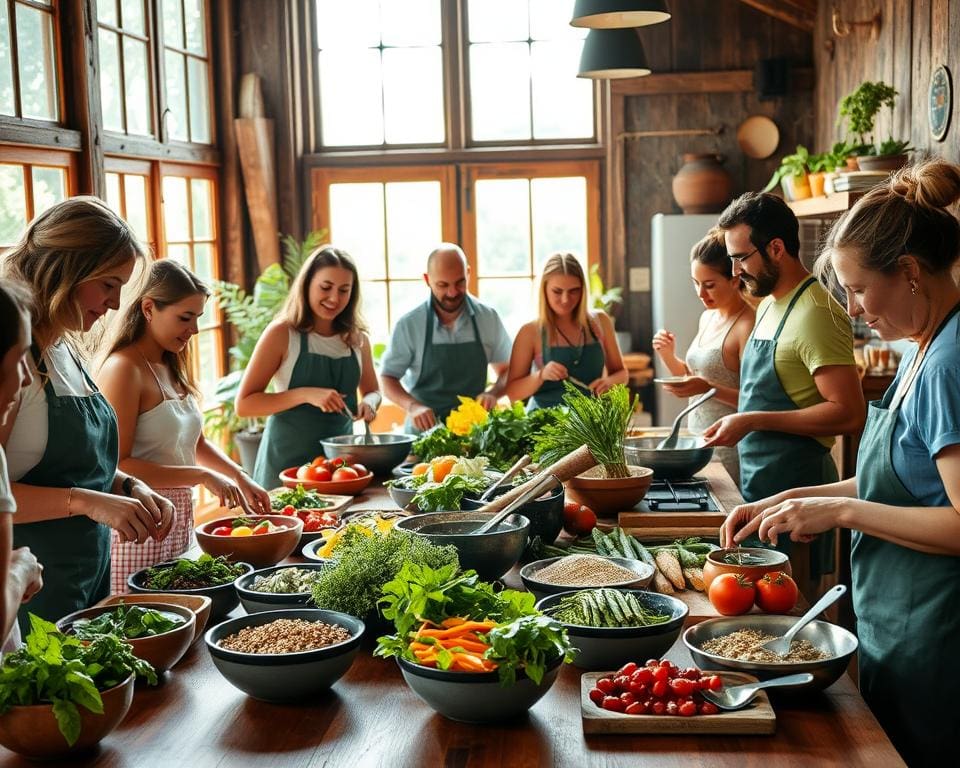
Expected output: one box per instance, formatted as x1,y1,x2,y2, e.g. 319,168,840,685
855,153,908,172
807,171,826,197
701,547,792,591
780,173,811,201
564,465,653,517
671,153,733,214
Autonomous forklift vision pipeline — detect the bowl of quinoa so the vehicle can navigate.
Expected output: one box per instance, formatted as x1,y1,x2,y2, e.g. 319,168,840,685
519,555,655,600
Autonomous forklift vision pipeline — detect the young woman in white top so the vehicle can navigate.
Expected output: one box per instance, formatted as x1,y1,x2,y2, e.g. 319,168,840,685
97,260,271,593
652,231,755,483
0,281,44,649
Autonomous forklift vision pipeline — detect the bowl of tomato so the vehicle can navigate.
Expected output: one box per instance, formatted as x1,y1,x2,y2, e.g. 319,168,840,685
196,515,303,569
279,456,375,495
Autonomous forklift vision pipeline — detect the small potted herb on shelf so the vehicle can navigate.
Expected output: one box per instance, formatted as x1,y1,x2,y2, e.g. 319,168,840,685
837,81,912,172
762,145,812,201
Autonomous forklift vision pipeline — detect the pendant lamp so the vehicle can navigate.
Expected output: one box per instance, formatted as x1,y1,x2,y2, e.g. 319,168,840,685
577,28,651,79
570,0,671,29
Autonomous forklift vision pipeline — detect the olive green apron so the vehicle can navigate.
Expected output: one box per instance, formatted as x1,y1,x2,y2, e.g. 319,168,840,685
13,346,118,632
737,278,836,577
527,324,605,411
252,332,359,488
407,297,488,431
853,306,960,767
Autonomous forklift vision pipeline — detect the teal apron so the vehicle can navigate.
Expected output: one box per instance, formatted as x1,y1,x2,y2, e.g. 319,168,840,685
853,305,960,767
738,277,836,576
13,345,118,632
527,324,605,410
252,332,359,488
407,297,488,430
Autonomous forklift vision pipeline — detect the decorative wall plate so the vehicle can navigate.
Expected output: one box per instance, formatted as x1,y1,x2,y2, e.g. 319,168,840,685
929,65,952,142
736,115,780,159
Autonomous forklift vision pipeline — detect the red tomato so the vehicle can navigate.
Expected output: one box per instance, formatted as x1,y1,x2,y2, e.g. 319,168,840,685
588,688,604,705
669,678,696,697
211,526,232,536
596,677,616,694
311,466,332,482
310,456,329,470
601,696,625,713
754,571,799,613
296,464,312,480
624,701,646,715
351,463,368,477
562,501,597,536
699,701,719,716
280,504,296,516
329,457,347,469
679,700,698,717
332,466,359,482
708,573,756,616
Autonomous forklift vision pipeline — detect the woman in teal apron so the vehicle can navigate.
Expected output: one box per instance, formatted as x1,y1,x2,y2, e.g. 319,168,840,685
506,253,627,410
236,246,381,489
1,197,176,630
720,159,960,766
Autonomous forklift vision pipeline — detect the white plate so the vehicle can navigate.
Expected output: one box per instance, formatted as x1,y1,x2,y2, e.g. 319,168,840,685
653,376,691,385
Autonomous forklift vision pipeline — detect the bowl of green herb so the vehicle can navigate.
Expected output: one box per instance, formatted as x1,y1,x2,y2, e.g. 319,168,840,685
128,554,253,622
702,547,792,591
57,602,195,673
235,563,331,613
0,614,156,759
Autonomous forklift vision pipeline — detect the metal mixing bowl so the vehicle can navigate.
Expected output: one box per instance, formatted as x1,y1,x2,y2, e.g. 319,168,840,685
682,615,859,691
623,436,714,479
320,433,416,476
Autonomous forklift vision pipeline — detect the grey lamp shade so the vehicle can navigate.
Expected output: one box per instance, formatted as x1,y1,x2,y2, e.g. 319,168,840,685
577,28,651,79
571,0,671,28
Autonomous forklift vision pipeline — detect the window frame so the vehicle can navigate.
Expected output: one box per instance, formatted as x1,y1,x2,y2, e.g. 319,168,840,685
1,0,65,124
0,144,78,245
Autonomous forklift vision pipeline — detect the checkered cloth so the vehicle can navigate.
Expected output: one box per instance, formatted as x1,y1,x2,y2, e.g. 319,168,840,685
110,487,194,594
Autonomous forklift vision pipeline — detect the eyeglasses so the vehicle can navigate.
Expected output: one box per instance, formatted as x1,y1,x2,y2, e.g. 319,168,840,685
730,241,769,265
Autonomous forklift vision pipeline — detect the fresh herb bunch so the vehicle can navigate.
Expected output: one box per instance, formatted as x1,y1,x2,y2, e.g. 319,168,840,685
412,474,488,512
142,554,246,590
412,427,468,463
0,615,157,746
270,484,333,511
533,382,637,478
71,603,185,640
310,529,459,619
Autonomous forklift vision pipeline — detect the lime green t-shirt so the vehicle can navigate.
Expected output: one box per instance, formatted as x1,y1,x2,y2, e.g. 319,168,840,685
752,278,855,448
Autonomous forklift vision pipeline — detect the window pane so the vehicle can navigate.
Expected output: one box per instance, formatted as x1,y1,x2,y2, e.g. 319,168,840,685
124,37,152,135
187,57,210,142
98,0,118,26
531,41,593,139
162,176,190,240
381,0,440,46
190,177,213,239
123,174,150,242
329,183,385,279
98,29,123,131
531,177,588,265
0,3,15,115
16,5,58,121
162,0,184,48
193,244,215,303
164,51,188,141
165,242,190,266
318,49,383,146
382,47,443,144
530,0,584,41
477,277,534,339
194,330,218,404
183,0,205,54
360,281,388,346
384,181,441,278
470,43,530,141
120,0,145,34
105,172,122,214
31,166,65,215
315,0,379,49
388,280,424,331
467,0,527,42
475,179,530,275
0,165,26,245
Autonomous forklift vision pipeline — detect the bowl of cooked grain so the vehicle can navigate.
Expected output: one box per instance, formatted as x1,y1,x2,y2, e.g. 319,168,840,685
519,555,655,601
682,615,858,691
205,608,364,702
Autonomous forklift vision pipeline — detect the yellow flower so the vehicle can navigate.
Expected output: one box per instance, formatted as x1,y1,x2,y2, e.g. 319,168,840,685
445,396,489,436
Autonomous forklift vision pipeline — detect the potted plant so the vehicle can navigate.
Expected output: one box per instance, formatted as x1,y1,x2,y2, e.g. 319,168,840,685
837,81,912,172
806,152,831,197
206,229,327,473
589,264,630,353
762,145,812,201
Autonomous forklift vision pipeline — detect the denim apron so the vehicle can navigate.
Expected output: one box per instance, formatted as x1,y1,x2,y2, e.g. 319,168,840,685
527,324,605,411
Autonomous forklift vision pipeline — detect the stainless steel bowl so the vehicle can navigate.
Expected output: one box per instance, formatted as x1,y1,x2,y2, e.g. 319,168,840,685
682,615,859,691
623,436,714,479
320,433,416,476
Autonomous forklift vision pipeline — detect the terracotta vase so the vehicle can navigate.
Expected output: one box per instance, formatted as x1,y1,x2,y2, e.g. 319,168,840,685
807,171,826,197
671,153,733,214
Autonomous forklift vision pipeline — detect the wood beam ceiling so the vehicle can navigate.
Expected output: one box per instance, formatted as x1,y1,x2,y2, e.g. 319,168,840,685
737,0,817,32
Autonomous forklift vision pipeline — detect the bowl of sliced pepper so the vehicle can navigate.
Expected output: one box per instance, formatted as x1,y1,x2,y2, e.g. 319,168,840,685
195,515,303,568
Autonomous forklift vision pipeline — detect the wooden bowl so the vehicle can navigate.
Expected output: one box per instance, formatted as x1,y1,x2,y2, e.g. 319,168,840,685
701,548,792,591
195,515,303,568
95,593,212,643
564,465,654,516
279,467,375,495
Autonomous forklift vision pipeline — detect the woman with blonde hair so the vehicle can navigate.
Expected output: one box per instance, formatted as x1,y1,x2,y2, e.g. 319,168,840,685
0,197,174,627
236,246,381,489
505,252,627,410
97,260,271,593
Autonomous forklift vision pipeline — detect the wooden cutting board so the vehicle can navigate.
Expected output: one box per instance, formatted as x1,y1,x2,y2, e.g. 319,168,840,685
581,670,776,735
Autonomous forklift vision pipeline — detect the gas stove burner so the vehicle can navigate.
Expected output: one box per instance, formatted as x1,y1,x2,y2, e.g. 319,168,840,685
646,478,711,511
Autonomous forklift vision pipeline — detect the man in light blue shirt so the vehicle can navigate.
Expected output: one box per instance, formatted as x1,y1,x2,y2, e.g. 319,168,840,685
381,244,512,432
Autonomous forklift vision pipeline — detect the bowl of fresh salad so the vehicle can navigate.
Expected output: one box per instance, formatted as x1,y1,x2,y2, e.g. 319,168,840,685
269,484,343,544
385,456,501,512
196,514,303,568
128,555,253,622
234,563,331,613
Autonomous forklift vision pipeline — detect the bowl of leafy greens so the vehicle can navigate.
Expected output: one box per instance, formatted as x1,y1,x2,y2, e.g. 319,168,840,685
385,457,501,513
0,614,156,759
57,601,196,674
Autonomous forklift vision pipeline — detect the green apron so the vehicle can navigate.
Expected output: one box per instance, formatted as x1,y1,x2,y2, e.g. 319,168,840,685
853,306,960,767
13,345,118,632
252,332,359,488
738,278,836,577
527,324,605,411
407,297,488,431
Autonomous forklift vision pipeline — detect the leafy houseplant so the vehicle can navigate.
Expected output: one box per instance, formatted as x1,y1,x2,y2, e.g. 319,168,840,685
837,81,912,170
589,264,631,352
763,145,812,201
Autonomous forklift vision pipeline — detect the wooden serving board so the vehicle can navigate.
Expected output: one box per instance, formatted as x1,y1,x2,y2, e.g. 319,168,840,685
265,492,354,516
581,670,775,735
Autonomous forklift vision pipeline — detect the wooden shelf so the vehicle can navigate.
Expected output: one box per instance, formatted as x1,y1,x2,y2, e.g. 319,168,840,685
787,191,862,218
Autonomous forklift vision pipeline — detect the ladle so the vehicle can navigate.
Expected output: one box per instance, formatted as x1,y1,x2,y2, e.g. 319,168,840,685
760,584,847,657
657,388,717,449
471,472,559,535
478,454,531,502
700,673,814,711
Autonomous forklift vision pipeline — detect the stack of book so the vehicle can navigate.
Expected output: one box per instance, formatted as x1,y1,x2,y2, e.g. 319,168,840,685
831,171,889,193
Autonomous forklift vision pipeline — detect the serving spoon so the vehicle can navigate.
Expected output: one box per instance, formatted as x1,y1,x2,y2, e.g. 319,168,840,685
700,672,814,711
760,584,847,657
657,388,717,449
478,454,532,502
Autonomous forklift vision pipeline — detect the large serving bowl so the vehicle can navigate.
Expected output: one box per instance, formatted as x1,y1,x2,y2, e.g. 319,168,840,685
535,590,688,670
682,615,858,691
234,563,330,613
0,674,134,760
205,608,364,702
520,556,655,601
564,466,654,516
128,560,254,623
461,481,564,545
196,515,303,568
701,547,792,591
96,592,213,643
623,436,714,480
397,654,562,723
320,433,416,476
57,602,196,673
394,511,530,580
279,466,375,494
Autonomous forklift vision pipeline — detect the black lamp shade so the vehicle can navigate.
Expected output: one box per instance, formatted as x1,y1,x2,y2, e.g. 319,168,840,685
571,0,671,29
577,28,651,79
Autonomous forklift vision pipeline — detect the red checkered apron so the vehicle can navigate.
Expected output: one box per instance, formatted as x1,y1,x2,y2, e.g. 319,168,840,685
110,486,194,594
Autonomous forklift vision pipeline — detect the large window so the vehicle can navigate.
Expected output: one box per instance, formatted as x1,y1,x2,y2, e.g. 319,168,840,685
160,0,212,143
97,0,154,136
0,0,59,121
0,147,73,245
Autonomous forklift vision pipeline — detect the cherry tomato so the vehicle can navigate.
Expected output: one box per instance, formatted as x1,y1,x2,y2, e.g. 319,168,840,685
252,523,271,536
562,501,597,536
596,677,616,694
280,504,296,516
351,463,368,477
332,466,360,482
665,701,679,716
311,466,332,483
699,701,720,715
624,701,646,715
619,691,636,705
329,457,347,469
669,678,696,697
601,696,625,712
617,662,638,677
296,464,312,481
211,526,232,536
631,668,654,686
651,701,666,716
651,680,668,697
310,456,329,470
754,571,799,613
588,688,604,705
708,572,757,616
679,700,698,717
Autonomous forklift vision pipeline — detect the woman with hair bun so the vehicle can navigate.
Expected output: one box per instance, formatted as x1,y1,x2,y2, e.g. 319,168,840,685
720,159,960,766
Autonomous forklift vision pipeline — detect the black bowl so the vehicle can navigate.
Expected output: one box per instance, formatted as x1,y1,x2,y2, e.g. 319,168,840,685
461,481,564,544
128,560,254,623
234,563,331,613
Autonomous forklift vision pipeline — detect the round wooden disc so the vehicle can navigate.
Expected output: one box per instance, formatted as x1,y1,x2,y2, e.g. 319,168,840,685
736,115,780,159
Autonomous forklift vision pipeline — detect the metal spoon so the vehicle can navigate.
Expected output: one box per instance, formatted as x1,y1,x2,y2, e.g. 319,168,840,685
657,388,717,449
471,472,559,535
478,454,532,502
760,584,847,657
700,673,814,711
